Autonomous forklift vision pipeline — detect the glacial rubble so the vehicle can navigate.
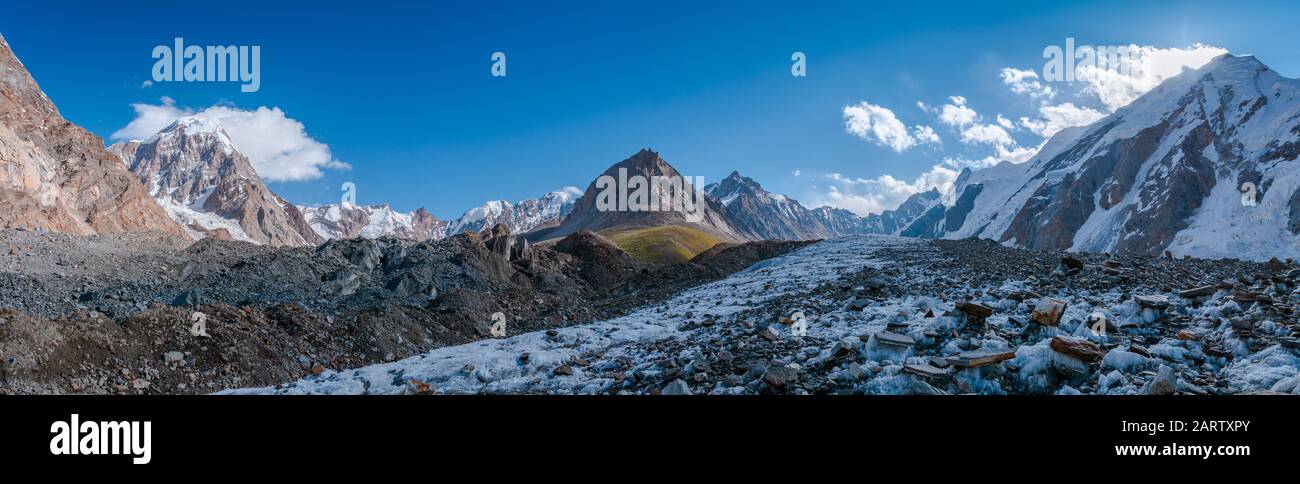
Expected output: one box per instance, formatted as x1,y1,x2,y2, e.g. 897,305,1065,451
229,235,1300,395
0,226,807,394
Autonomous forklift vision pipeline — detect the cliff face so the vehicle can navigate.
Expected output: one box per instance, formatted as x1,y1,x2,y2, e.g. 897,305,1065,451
0,33,186,238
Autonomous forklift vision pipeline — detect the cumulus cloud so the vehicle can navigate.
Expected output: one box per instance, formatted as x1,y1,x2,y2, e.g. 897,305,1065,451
1075,44,1227,111
843,101,941,152
111,99,349,182
816,165,960,216
941,141,1039,171
934,96,1022,153
824,42,1227,216
1007,43,1226,138
1018,102,1106,137
937,96,978,127
1000,67,1055,98
959,123,1015,147
912,125,941,145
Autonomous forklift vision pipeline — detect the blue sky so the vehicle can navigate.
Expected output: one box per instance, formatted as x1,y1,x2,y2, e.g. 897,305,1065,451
2,0,1297,219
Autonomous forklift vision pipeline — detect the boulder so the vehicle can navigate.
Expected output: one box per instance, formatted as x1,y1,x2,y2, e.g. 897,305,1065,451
1050,336,1104,363
1135,295,1170,309
946,350,1016,369
1061,255,1085,270
901,363,947,379
1141,365,1178,395
761,365,799,389
956,302,994,319
1031,298,1067,326
1178,285,1216,299
661,379,692,395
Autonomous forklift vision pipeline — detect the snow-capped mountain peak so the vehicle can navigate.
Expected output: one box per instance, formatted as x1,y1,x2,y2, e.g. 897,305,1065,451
301,203,446,241
444,187,582,236
918,53,1300,261
109,116,322,246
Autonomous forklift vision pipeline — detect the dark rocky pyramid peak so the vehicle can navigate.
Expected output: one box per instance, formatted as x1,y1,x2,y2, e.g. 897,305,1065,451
605,148,678,176
580,149,694,202
708,170,770,200
725,170,759,186
528,149,743,242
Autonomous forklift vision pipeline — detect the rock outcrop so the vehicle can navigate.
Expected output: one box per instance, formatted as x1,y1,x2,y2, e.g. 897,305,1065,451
0,33,185,238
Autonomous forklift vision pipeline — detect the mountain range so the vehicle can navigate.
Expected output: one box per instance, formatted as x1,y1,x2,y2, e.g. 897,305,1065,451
299,188,580,243
4,29,1299,262
911,54,1300,260
108,116,581,246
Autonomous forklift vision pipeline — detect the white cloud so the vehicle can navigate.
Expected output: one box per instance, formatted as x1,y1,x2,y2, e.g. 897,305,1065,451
960,123,1015,147
912,125,941,145
1075,44,1227,111
937,96,978,127
792,169,802,177
140,80,154,89
935,96,1019,149
1007,43,1226,138
1000,67,1055,98
1018,102,1106,137
815,166,959,216
993,143,1038,164
111,99,349,182
822,42,1228,219
941,142,1039,170
842,101,941,152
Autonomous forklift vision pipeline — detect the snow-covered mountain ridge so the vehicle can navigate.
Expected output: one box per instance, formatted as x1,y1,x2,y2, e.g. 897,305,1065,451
911,54,1300,261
